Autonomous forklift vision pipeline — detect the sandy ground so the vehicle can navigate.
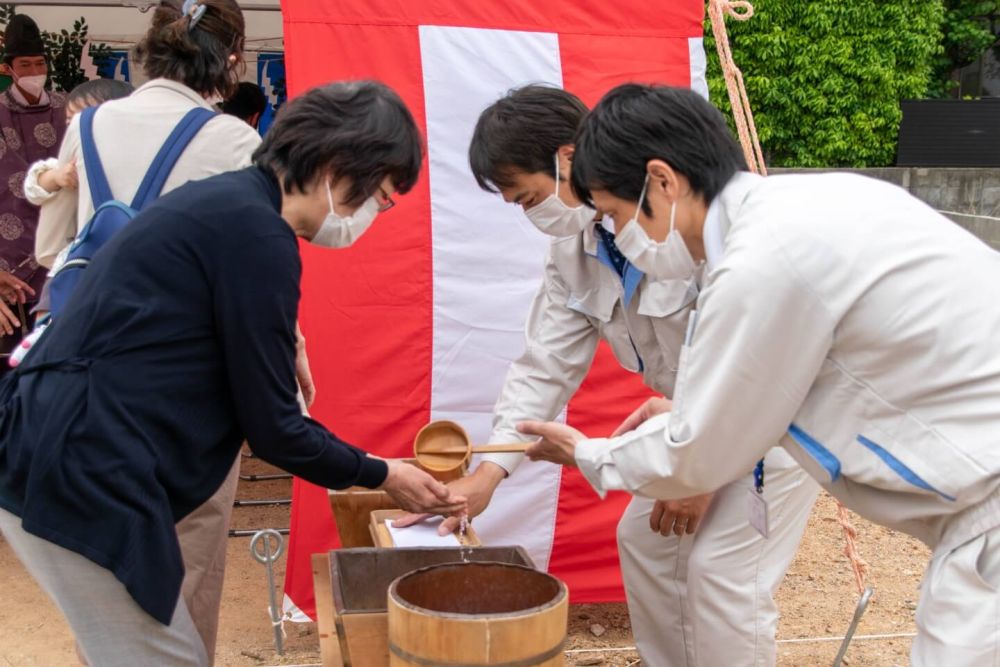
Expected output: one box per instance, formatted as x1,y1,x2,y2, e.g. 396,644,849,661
0,454,929,666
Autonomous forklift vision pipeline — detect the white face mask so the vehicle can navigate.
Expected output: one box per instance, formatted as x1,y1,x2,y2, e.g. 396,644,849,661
523,154,596,237
15,74,46,99
614,176,697,281
310,181,380,248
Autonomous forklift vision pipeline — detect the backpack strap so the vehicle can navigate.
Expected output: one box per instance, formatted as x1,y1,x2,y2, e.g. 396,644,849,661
79,106,115,208
130,108,217,210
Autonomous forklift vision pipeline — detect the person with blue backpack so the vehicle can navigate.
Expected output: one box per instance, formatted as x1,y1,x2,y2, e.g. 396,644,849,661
24,0,262,662
7,92,219,364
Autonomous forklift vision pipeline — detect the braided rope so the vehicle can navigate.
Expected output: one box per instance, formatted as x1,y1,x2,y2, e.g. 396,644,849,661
707,0,767,175
835,498,871,594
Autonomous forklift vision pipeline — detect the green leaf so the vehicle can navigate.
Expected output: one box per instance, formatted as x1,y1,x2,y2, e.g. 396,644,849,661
705,0,945,167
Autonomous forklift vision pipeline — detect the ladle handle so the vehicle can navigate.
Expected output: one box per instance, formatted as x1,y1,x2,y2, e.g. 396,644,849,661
470,443,531,454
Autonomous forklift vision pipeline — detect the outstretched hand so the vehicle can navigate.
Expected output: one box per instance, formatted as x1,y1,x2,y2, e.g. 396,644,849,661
518,421,585,467
392,462,506,535
379,459,468,516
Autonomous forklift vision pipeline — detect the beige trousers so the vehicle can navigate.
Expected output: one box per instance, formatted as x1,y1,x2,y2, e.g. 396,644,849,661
176,456,241,663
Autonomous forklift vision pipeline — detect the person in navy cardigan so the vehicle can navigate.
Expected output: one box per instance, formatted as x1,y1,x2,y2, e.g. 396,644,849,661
0,80,465,666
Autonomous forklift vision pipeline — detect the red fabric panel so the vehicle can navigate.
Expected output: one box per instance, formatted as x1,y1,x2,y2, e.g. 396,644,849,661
281,0,703,40
281,20,432,621
554,344,644,602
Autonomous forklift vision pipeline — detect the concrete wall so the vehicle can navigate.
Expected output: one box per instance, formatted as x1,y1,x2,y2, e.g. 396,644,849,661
772,167,1000,250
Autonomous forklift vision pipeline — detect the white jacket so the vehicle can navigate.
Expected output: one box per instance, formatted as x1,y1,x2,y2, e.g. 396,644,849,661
576,172,1000,554
484,222,698,472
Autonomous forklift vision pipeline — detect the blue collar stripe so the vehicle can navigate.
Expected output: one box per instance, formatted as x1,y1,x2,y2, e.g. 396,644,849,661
622,264,642,307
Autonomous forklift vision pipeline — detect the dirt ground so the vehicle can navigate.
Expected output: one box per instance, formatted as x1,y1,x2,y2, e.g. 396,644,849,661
0,453,928,666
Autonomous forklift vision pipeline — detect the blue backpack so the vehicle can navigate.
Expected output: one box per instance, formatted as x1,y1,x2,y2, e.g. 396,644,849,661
47,106,216,317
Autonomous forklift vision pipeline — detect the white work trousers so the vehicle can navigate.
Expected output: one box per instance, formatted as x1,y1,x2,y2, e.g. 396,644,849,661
618,458,818,666
912,523,1000,665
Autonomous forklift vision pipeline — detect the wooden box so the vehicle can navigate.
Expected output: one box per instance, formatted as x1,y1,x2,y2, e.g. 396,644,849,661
313,546,533,667
328,487,398,548
328,460,464,548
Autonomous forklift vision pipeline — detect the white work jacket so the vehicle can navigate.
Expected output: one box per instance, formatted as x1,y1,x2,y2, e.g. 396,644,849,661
484,222,696,473
576,171,1000,554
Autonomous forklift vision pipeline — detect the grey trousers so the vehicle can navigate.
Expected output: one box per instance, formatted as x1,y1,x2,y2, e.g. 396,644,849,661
0,508,209,666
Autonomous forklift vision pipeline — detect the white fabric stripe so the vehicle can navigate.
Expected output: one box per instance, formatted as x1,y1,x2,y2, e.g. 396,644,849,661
419,25,564,571
282,592,312,623
688,36,709,99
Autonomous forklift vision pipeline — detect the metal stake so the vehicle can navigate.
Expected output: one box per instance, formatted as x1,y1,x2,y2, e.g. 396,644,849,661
233,498,292,507
230,528,290,538
239,473,292,482
832,586,875,667
250,529,286,656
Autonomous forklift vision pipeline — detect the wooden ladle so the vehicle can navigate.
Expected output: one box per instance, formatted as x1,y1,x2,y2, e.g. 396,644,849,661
413,420,529,473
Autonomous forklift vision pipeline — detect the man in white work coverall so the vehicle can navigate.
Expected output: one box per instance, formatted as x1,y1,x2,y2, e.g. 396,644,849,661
398,85,819,666
523,83,1000,666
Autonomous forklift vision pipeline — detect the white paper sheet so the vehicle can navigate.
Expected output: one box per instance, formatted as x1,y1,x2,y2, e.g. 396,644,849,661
387,517,461,548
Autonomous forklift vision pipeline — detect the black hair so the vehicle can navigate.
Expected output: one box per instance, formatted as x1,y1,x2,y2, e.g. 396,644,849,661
571,84,747,214
221,81,266,122
469,84,588,193
134,0,245,98
67,78,134,107
253,80,423,206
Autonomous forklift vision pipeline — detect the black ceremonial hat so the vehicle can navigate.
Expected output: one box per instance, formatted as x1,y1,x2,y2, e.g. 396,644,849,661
4,15,46,59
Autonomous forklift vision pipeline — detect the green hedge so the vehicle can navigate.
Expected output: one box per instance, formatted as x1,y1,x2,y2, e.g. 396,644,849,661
705,1,944,167
931,1,1000,97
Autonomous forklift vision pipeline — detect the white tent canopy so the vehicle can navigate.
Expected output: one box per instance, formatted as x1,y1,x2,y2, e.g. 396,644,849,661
7,1,283,53
5,0,284,86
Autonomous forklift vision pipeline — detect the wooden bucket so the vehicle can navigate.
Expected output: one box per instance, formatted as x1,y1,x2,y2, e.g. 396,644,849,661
387,562,568,666
315,547,534,667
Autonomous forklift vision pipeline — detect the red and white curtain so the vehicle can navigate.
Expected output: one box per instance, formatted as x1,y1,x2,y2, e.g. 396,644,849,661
281,0,707,620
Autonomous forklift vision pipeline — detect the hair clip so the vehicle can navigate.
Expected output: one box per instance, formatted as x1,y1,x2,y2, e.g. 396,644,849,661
181,0,207,32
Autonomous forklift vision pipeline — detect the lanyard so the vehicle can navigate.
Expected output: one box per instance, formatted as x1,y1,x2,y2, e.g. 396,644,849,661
753,458,765,494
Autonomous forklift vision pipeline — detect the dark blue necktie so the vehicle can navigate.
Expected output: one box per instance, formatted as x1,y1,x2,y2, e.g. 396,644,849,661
594,224,628,278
